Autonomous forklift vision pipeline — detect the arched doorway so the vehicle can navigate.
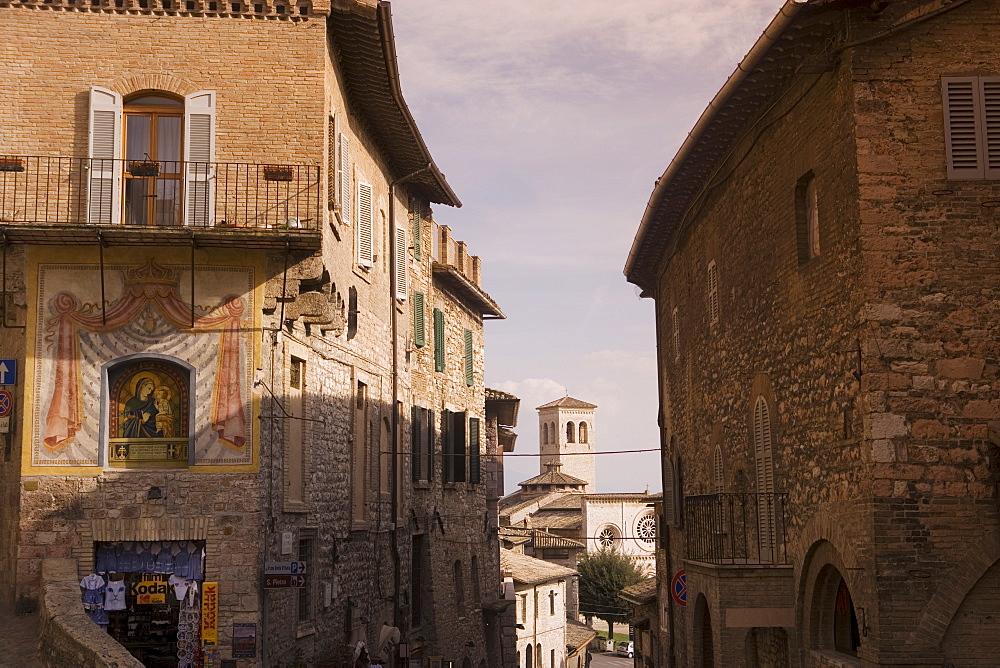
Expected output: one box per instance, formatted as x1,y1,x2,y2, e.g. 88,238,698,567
694,594,715,668
943,559,1000,666
809,562,860,658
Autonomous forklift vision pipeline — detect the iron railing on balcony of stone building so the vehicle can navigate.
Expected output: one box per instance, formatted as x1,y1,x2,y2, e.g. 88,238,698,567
0,156,321,231
684,492,790,566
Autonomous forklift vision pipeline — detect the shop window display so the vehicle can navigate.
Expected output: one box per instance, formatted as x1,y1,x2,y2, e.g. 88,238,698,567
82,540,205,667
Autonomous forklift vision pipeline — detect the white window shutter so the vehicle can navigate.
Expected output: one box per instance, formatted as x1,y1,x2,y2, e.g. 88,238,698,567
88,86,122,225
942,77,983,179
981,77,1000,179
357,182,373,267
184,90,216,226
395,224,408,299
339,133,351,223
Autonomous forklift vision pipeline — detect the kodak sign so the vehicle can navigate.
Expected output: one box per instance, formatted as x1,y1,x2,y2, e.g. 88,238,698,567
130,580,167,605
202,581,219,644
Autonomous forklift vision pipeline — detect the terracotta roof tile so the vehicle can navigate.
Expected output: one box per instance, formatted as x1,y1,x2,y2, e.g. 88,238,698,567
536,396,598,410
500,548,577,585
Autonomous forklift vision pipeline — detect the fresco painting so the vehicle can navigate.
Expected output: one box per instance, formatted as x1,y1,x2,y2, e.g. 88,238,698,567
31,257,255,468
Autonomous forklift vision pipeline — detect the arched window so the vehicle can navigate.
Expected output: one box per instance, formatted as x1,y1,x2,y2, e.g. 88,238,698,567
536,644,542,668
470,555,480,604
542,422,548,445
453,560,464,610
636,513,657,544
566,421,575,443
578,421,588,443
597,524,620,549
525,644,533,668
108,358,191,468
713,445,724,493
753,396,776,556
550,422,556,443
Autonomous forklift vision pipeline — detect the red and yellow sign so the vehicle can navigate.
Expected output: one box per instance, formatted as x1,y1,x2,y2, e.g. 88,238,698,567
131,580,167,605
202,581,219,644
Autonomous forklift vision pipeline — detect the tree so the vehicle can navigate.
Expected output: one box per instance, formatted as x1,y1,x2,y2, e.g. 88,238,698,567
577,548,646,640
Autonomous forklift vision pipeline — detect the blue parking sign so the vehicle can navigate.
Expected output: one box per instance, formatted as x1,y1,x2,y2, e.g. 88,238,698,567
0,360,16,385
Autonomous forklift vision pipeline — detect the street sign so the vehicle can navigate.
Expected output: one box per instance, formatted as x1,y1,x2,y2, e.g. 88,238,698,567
671,570,687,606
0,360,16,386
263,574,306,589
0,390,13,417
265,561,307,575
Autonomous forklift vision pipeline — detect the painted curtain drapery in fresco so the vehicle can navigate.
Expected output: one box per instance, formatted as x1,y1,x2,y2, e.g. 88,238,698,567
32,258,254,467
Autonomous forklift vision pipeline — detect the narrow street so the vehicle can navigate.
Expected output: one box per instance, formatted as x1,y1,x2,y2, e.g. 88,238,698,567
589,651,633,668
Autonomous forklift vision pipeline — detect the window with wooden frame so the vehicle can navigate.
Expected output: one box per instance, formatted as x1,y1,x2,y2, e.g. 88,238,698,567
671,306,681,362
327,113,337,212
707,260,720,326
410,406,435,483
942,76,1000,180
410,197,423,261
287,356,306,505
395,225,408,299
795,171,819,263
469,417,481,484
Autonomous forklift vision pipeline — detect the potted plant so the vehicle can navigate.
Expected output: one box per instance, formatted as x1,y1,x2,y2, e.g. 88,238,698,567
263,165,294,182
0,157,25,173
128,160,160,177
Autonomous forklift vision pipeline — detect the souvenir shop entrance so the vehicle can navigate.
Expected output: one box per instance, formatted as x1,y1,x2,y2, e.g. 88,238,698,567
83,540,206,668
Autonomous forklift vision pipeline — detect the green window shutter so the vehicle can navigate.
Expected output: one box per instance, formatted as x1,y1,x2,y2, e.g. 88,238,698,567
463,329,474,386
413,292,425,347
442,409,453,482
411,406,421,482
453,411,467,483
426,409,435,482
469,417,481,484
433,309,445,373
411,199,423,261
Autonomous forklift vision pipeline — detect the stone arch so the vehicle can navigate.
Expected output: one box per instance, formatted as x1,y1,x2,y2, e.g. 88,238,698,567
107,73,201,98
693,593,715,668
800,539,864,661
914,524,1000,646
942,558,1000,666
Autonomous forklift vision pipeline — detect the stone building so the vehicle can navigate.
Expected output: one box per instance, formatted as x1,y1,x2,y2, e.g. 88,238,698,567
500,547,586,668
0,0,506,665
625,1,1000,667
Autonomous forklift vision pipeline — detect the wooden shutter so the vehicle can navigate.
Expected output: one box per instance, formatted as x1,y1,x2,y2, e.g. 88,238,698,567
433,308,445,373
426,409,435,482
88,86,122,225
943,77,984,179
672,307,680,361
357,182,374,266
413,292,426,347
708,261,719,326
395,224,408,299
753,397,774,493
339,133,351,222
982,77,1000,179
327,114,337,210
442,409,453,482
663,458,675,526
184,91,216,226
713,445,724,493
411,406,421,482
464,329,474,386
410,198,423,261
469,417,481,484
453,411,467,483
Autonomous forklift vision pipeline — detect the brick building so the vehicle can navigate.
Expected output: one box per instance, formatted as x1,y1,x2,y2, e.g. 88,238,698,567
625,1,1000,667
0,0,507,665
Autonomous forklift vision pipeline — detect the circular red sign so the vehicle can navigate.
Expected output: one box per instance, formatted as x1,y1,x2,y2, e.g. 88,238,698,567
670,570,687,606
0,390,13,417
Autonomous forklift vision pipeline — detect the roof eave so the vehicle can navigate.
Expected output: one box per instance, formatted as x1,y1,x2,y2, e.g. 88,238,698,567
624,0,812,290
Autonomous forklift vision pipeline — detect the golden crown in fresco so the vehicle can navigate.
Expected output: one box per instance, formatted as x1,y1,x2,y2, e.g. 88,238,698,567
123,259,180,288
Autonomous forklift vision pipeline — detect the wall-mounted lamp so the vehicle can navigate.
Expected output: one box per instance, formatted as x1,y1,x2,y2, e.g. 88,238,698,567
147,486,164,500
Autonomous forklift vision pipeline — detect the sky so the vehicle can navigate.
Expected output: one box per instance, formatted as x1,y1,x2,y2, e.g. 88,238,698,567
390,0,781,494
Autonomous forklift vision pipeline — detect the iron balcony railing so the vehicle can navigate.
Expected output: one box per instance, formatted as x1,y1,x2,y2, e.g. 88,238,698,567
0,156,321,231
684,492,790,565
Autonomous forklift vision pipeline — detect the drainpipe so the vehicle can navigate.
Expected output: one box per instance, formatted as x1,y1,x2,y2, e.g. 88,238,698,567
388,164,432,655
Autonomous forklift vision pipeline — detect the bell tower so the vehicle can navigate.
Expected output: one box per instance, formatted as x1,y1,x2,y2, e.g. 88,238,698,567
537,396,597,492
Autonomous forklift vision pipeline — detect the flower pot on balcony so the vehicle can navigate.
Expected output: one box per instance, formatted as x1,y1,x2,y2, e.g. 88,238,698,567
128,160,160,177
263,166,294,182
0,157,25,173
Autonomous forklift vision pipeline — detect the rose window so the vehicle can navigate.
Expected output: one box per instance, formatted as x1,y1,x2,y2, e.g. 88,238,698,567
636,515,657,543
598,527,616,549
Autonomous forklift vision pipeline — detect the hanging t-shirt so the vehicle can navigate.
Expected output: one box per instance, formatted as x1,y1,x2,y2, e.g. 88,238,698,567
118,547,140,573
187,547,204,581
174,546,192,579
169,574,191,602
138,543,156,573
154,546,174,574
104,579,126,611
80,573,106,609
94,545,116,574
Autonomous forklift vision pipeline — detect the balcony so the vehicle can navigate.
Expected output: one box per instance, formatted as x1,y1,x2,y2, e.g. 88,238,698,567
0,156,321,250
430,220,503,318
684,492,791,566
